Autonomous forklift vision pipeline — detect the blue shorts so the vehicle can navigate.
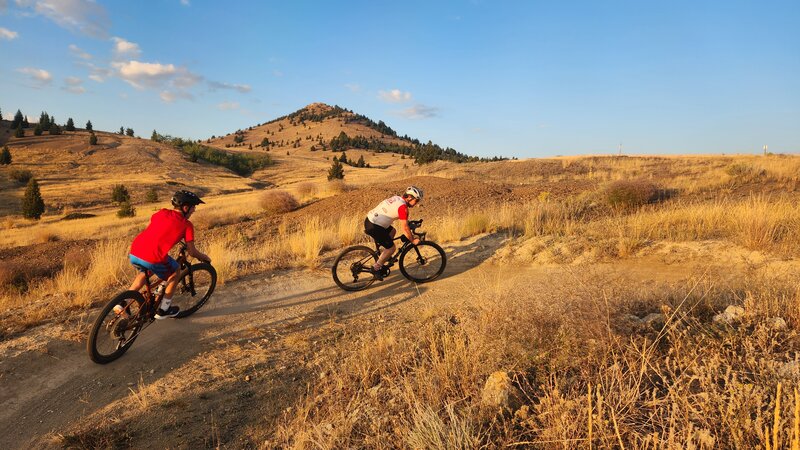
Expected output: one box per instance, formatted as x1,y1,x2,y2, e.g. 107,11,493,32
129,254,179,280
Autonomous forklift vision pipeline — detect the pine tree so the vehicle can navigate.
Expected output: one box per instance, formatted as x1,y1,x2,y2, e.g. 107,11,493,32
22,116,29,128
116,201,136,218
89,132,97,145
145,188,159,203
0,108,3,121
39,112,51,131
339,151,349,165
327,159,345,181
49,123,62,135
14,125,24,138
34,123,43,136
111,184,131,204
0,146,11,165
12,110,23,129
119,126,124,135
125,128,134,137
22,178,45,219
151,130,159,141
357,155,366,167
85,120,93,131
65,118,75,131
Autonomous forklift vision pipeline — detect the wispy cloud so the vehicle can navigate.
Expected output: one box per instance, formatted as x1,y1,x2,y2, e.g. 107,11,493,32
180,0,190,5
68,43,91,59
160,90,194,103
112,36,141,59
0,27,18,40
82,61,111,82
394,104,440,120
15,0,110,37
62,76,85,94
378,89,412,103
208,80,251,93
217,101,240,111
345,83,361,93
17,67,53,86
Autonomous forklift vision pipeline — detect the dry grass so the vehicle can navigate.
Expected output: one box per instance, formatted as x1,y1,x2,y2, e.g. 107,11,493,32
275,267,800,448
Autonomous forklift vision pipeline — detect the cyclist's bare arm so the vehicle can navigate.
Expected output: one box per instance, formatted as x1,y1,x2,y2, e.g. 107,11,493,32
186,241,211,263
398,220,420,245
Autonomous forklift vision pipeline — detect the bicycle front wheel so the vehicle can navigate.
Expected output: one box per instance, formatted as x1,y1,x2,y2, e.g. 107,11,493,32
332,245,378,291
399,241,447,283
87,290,145,364
173,263,217,318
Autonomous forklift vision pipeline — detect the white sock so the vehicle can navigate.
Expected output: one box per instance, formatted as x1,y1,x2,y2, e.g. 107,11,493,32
160,297,172,311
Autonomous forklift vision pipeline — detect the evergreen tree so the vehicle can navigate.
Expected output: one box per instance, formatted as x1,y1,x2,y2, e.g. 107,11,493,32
65,118,75,131
125,128,134,137
85,120,93,131
327,159,345,181
22,178,45,219
116,201,136,218
89,132,98,145
260,137,269,147
145,188,159,203
49,123,62,135
22,116,29,128
12,110,23,129
14,125,24,138
39,112,51,131
339,151,349,165
151,130,159,141
0,146,11,165
111,184,131,204
119,126,124,135
34,123,43,136
356,155,366,167
0,108,3,121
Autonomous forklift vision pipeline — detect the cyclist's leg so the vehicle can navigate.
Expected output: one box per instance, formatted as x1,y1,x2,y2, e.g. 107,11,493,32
128,254,149,291
374,226,396,269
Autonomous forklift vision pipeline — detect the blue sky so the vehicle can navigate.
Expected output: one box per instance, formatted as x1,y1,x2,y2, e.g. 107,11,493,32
1,0,798,158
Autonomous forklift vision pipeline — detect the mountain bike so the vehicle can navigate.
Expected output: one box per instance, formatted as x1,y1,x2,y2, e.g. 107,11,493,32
332,219,446,291
87,242,217,364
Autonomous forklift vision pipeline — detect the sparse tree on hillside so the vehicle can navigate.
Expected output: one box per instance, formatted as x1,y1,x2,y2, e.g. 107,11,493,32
49,123,62,135
22,116,30,128
89,132,98,145
125,128,134,137
85,120,93,131
0,146,11,165
34,123,43,136
249,143,253,150
111,184,131,204
39,112,51,131
14,125,24,138
260,137,269,147
327,158,345,181
145,188,159,203
119,126,124,135
357,155,366,167
22,178,45,220
339,151,349,165
0,108,3,121
116,201,135,218
12,110,23,129
65,118,75,131
151,130,159,141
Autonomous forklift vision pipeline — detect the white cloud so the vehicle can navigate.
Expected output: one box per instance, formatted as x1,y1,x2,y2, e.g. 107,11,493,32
345,83,361,93
62,76,85,93
112,60,178,89
208,80,251,93
64,76,82,85
378,89,412,103
112,36,141,59
160,90,193,103
88,74,104,82
180,0,189,5
15,0,110,37
217,101,240,111
394,104,440,120
17,67,52,86
68,43,91,59
0,27,18,40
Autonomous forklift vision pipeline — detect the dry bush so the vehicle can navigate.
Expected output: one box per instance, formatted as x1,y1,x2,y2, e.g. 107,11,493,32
192,210,243,230
0,261,20,288
294,182,318,200
604,179,658,210
286,217,334,267
324,179,350,195
35,230,60,243
63,246,93,273
260,190,299,216
9,169,33,183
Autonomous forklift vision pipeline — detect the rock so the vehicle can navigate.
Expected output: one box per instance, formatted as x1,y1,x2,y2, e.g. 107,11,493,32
245,375,251,382
766,317,788,331
621,314,642,324
480,371,522,412
642,313,666,330
713,305,746,325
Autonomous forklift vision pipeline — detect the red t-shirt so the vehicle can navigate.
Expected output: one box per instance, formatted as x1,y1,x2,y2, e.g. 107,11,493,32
130,209,195,263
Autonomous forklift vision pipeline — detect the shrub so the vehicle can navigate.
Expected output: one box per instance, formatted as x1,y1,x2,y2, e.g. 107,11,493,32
725,162,752,177
604,179,658,210
327,159,345,181
260,190,299,215
33,124,43,136
14,125,24,138
0,146,10,165
21,178,45,219
111,184,130,204
49,124,62,135
295,182,317,199
9,169,33,183
89,133,97,145
117,201,136,218
145,188,159,203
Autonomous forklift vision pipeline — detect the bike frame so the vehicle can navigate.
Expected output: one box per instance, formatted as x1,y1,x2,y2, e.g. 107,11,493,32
128,242,193,325
372,219,428,268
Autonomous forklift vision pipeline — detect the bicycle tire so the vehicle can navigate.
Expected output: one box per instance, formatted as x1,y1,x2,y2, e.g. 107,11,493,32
399,241,447,283
173,263,217,318
332,245,379,291
87,290,145,364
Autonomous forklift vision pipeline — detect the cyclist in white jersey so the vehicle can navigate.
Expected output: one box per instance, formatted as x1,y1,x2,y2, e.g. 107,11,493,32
364,186,423,279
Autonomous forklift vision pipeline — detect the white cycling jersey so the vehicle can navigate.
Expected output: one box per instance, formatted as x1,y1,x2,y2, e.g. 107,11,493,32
366,195,409,228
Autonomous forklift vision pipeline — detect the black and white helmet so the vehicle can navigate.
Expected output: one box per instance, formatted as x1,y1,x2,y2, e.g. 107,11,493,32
404,185,423,200
171,190,205,208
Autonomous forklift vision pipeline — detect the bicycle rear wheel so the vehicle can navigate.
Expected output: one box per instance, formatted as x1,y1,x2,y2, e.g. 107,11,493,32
399,241,447,283
173,263,217,318
332,245,379,291
87,290,145,364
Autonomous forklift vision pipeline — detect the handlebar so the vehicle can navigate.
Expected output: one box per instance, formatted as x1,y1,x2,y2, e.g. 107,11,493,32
409,219,423,230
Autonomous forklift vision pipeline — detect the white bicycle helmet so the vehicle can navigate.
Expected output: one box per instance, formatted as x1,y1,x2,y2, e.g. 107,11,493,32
404,185,423,200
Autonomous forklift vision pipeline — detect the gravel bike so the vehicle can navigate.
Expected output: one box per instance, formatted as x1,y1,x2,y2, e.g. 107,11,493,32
332,219,446,291
87,242,217,364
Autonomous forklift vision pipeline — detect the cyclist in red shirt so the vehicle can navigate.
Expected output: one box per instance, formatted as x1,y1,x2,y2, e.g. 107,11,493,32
128,190,211,319
364,186,423,279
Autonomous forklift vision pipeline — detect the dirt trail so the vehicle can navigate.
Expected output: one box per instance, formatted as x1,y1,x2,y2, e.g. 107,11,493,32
0,234,731,449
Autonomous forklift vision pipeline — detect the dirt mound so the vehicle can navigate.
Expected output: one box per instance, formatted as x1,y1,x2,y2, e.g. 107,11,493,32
0,239,95,287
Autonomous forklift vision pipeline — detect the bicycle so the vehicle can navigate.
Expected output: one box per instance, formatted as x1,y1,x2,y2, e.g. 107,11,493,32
332,219,447,291
87,241,217,364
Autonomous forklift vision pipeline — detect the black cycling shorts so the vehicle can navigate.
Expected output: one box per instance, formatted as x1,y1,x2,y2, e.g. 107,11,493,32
364,217,394,249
